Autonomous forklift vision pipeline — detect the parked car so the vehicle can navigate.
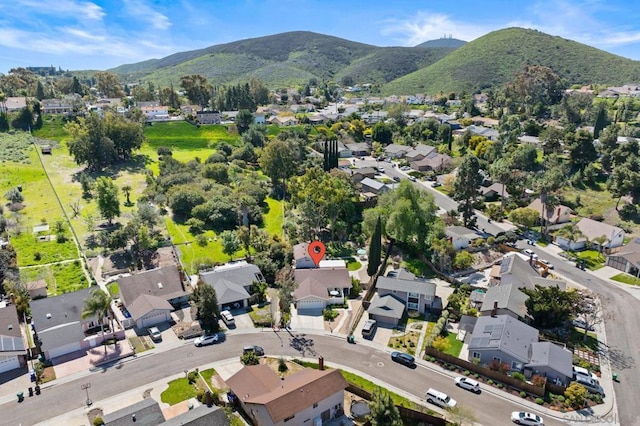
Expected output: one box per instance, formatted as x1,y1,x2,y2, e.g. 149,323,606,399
194,334,219,347
539,259,554,269
220,310,235,327
377,167,385,173
147,327,162,342
243,345,265,356
522,249,538,260
393,176,401,182
573,366,599,382
431,181,441,187
425,388,457,408
454,376,480,393
362,319,377,339
408,176,417,182
511,411,544,425
571,319,595,331
573,376,605,396
391,351,415,367
400,166,411,171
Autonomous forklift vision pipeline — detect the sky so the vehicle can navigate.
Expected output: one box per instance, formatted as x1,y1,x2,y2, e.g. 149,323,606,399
1,0,640,73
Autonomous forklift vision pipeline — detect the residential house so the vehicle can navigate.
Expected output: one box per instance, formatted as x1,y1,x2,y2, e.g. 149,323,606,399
222,111,239,122
41,99,73,115
361,110,387,125
375,269,437,315
556,218,624,251
383,144,409,159
294,267,352,311
25,279,48,299
4,97,30,112
0,301,27,373
117,266,188,328
518,135,541,146
479,285,529,320
527,198,572,225
180,105,202,114
410,152,453,172
254,114,266,125
226,364,348,426
335,141,352,158
196,111,221,124
468,314,538,371
140,105,169,121
308,114,327,125
479,183,510,201
366,294,405,326
345,143,370,157
445,226,484,250
405,144,436,162
525,341,573,384
293,243,324,269
199,261,265,310
349,167,377,183
270,116,298,126
359,177,388,194
606,238,640,274
465,125,499,141
102,397,229,426
30,288,112,360
493,253,566,290
471,116,499,127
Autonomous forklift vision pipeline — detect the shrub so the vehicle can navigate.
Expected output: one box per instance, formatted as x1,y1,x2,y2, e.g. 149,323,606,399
34,252,42,261
93,417,104,426
322,309,338,321
278,357,288,373
531,374,546,387
187,370,198,384
464,370,470,376
520,391,527,398
473,373,479,379
195,388,206,403
511,372,526,382
536,398,544,405
557,395,565,403
487,380,494,385
497,383,504,389
241,351,260,365
432,336,451,352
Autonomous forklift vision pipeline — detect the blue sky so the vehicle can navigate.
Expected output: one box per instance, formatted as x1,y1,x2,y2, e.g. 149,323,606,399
1,0,639,73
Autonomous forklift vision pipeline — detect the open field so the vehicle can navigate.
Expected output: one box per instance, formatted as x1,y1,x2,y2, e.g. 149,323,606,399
144,122,239,150
20,260,88,295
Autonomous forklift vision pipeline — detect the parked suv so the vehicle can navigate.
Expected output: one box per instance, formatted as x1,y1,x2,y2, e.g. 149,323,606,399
243,345,265,356
362,319,377,339
220,310,235,327
425,388,457,408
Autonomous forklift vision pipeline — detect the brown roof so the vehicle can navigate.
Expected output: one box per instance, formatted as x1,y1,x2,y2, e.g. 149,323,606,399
293,267,351,298
118,266,187,306
226,365,347,423
127,294,173,321
293,243,311,261
294,277,330,300
527,198,572,224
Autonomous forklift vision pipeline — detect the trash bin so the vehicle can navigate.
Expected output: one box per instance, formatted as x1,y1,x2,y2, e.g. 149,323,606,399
28,387,33,397
34,385,41,395
17,392,24,402
347,335,355,344
613,373,618,381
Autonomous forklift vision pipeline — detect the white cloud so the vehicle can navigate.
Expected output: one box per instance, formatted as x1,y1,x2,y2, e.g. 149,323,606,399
380,12,499,46
8,0,105,20
123,0,172,30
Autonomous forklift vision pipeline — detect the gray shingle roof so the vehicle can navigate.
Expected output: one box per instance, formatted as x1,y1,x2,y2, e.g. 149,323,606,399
103,398,165,426
526,341,573,378
480,284,528,318
367,294,405,319
468,315,538,363
127,294,173,322
118,266,187,306
360,177,385,190
376,276,436,297
199,262,264,305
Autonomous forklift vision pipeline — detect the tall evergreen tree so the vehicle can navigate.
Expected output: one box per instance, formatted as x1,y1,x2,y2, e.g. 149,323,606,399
368,388,402,426
593,104,607,140
453,155,482,228
367,216,382,277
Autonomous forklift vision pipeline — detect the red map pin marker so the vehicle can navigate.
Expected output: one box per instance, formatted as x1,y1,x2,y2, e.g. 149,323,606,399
308,241,326,268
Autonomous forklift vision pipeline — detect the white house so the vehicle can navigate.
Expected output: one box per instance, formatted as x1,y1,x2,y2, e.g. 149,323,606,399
445,226,484,250
556,218,625,251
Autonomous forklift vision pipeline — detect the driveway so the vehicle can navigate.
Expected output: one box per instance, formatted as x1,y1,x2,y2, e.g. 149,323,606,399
352,313,393,345
221,310,254,330
289,306,325,330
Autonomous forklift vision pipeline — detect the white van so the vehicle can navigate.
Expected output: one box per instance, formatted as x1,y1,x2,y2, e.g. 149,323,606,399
425,388,457,408
220,310,235,327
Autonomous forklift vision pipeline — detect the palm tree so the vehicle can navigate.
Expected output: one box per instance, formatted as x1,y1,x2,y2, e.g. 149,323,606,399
557,223,584,252
592,235,608,253
82,289,112,355
121,185,132,206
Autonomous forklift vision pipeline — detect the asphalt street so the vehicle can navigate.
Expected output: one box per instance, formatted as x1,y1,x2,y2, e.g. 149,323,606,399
2,332,566,426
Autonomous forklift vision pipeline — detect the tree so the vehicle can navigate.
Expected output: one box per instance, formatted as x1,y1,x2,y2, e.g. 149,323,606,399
520,285,581,329
453,251,474,271
432,335,451,352
363,180,441,252
121,184,132,206
240,351,260,365
220,230,241,260
259,137,302,191
368,388,402,426
180,74,211,108
593,103,607,140
371,121,393,144
574,290,603,341
5,187,24,204
191,282,220,332
508,207,539,229
431,237,454,272
95,72,124,98
242,124,267,147
566,129,597,171
556,223,584,251
95,177,120,225
202,163,229,184
82,289,112,355
564,382,588,409
447,405,478,426
253,280,268,304
367,216,382,277
453,155,482,228
276,266,298,325
235,110,254,134
540,126,564,155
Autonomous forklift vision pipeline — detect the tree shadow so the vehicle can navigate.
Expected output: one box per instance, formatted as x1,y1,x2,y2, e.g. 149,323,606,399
289,333,317,357
71,153,154,183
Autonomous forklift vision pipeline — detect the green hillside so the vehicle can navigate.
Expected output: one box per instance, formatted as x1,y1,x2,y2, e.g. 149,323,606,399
108,31,455,88
416,38,466,49
384,27,640,95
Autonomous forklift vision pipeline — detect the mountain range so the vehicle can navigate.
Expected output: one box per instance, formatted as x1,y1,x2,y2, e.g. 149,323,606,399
109,27,640,95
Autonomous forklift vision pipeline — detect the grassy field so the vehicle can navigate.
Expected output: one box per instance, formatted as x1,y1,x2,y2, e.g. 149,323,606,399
0,132,35,163
263,198,284,237
19,260,88,295
441,331,464,357
33,115,72,142
144,122,239,150
611,272,640,286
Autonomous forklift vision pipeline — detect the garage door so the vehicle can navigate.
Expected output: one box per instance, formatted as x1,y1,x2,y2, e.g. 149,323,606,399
139,311,169,328
48,341,82,360
297,299,324,311
0,356,20,373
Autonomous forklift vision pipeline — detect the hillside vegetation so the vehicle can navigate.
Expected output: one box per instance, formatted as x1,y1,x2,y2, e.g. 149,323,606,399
384,27,640,95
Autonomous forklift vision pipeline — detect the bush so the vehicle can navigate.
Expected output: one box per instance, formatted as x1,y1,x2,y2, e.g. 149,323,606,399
323,309,338,321
93,416,104,426
497,383,504,389
473,373,479,379
464,370,470,376
195,388,206,403
557,395,565,403
487,380,494,385
520,391,527,398
535,398,544,405
187,370,198,384
511,372,526,382
278,357,288,373
531,374,546,387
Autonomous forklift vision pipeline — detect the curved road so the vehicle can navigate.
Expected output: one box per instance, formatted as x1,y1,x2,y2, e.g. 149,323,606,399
516,241,639,425
3,332,566,426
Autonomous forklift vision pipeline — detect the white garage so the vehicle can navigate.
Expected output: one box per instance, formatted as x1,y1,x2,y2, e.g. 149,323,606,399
0,356,21,373
47,341,82,360
296,298,325,312
128,294,173,329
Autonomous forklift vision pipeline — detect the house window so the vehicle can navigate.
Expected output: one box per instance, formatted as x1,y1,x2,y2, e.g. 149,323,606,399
472,352,481,359
313,402,318,408
511,361,523,370
493,357,501,363
284,415,295,422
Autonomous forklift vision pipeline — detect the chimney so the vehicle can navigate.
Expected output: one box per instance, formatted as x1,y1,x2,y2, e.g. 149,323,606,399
491,301,498,317
319,356,324,371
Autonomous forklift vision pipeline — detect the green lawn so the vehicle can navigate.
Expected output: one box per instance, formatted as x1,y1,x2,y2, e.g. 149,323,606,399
574,250,606,270
441,331,464,357
11,232,79,267
144,122,240,150
263,197,284,237
611,272,640,286
20,261,88,295
346,257,362,271
107,282,120,297
160,377,197,405
199,368,217,390
33,115,72,142
569,328,600,352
